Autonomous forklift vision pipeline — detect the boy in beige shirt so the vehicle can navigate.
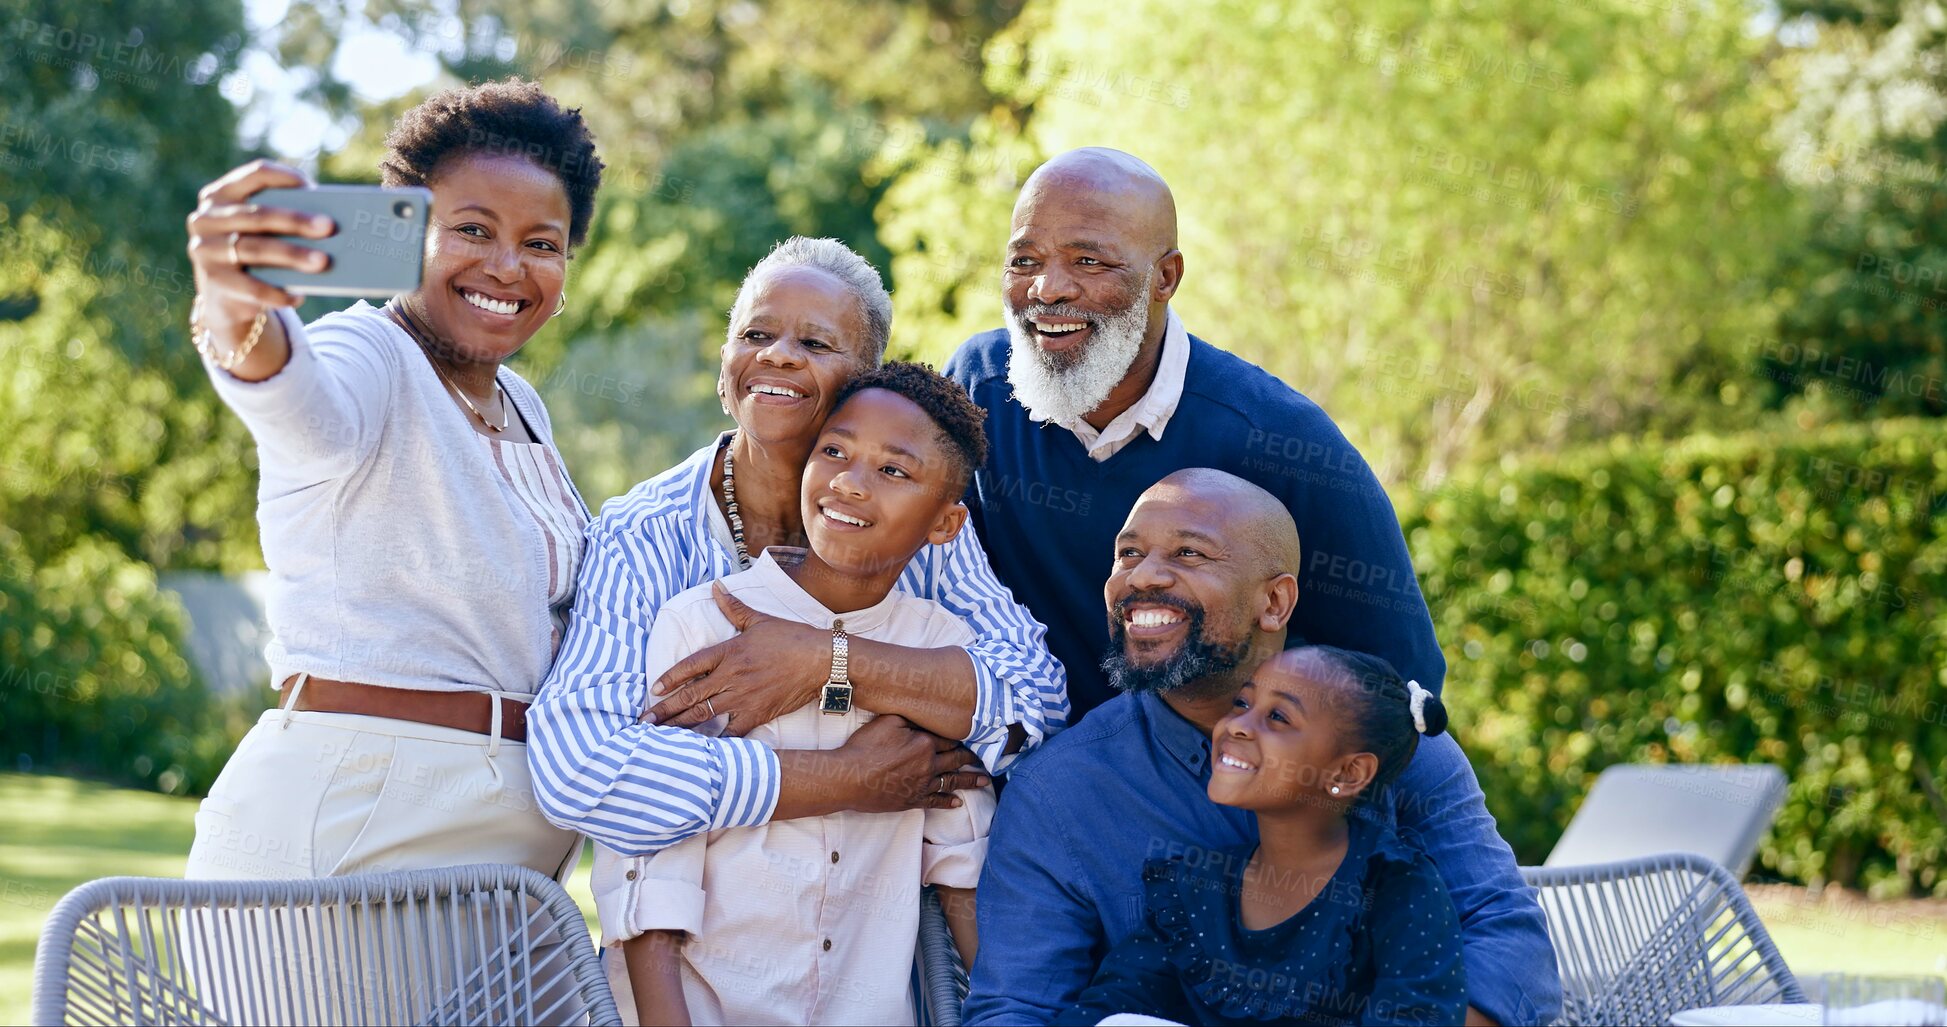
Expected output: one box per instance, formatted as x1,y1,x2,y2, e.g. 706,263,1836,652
591,363,998,1025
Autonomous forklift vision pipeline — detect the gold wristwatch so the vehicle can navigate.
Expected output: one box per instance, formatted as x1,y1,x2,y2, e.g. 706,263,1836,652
820,618,852,715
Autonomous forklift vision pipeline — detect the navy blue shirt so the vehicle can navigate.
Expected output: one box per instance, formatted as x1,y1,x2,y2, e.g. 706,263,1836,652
945,327,1446,720
1057,810,1467,1026
964,691,1561,1026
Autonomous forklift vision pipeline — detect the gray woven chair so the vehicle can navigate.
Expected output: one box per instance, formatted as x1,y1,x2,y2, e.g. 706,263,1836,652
32,863,621,1027
1523,852,1804,1026
1545,764,1788,879
915,886,970,1026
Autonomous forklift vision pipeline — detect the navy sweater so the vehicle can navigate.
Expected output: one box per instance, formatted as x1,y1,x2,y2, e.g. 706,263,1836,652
945,327,1445,720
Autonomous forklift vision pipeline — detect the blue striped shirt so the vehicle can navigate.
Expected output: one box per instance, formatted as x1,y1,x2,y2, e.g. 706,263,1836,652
527,435,1070,856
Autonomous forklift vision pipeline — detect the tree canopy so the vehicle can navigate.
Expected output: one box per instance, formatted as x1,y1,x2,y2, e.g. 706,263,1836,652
880,0,1811,488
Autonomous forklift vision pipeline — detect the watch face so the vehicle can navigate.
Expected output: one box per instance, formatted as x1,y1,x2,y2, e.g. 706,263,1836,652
820,684,852,714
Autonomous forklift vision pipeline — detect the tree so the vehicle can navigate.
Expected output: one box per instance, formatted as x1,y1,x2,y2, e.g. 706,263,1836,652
1,0,258,789
878,0,1808,489
1765,1,1947,422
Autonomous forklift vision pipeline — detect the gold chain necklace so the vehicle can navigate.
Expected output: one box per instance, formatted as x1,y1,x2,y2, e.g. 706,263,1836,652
426,353,509,433
388,301,508,433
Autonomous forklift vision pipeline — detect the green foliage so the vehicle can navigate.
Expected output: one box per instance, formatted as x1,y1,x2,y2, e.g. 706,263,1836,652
879,0,1806,487
564,82,893,341
0,530,245,794
1404,417,1947,896
0,218,255,794
528,310,728,504
0,0,246,291
0,0,260,573
1765,4,1947,424
0,0,257,790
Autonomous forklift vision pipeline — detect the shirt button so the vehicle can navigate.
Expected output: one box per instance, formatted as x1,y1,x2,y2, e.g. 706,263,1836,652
822,938,832,952
830,851,840,864
624,870,637,881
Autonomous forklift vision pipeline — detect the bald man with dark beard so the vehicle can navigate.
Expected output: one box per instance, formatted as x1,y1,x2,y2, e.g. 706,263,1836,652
949,155,1561,1025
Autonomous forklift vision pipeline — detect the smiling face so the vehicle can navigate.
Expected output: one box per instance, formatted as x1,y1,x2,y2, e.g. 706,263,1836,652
410,152,571,361
801,387,968,581
1000,152,1183,425
721,266,870,447
1100,485,1270,694
1004,177,1161,365
1208,652,1367,812
1002,184,1161,423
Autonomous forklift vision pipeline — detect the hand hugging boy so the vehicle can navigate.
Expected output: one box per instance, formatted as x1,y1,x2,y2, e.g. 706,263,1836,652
591,362,996,1026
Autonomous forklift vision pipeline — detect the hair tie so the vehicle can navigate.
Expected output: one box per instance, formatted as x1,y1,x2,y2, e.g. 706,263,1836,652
1406,680,1431,735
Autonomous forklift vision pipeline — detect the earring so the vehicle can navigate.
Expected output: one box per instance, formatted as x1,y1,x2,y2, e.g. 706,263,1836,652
1330,785,1341,795
551,291,567,318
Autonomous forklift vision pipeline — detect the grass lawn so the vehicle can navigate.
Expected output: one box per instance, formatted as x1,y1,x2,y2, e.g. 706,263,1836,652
3,771,1942,1024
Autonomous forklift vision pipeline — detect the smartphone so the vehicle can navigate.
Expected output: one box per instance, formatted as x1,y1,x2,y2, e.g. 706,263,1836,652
249,185,432,297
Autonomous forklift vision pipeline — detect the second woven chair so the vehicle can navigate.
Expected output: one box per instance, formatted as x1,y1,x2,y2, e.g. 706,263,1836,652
1523,852,1804,1026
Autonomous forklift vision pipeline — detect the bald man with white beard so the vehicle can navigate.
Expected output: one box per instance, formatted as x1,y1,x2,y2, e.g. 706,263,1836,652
946,146,1450,722
947,150,1561,1026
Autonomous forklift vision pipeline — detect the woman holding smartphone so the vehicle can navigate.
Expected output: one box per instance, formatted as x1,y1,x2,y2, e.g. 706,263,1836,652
180,77,603,881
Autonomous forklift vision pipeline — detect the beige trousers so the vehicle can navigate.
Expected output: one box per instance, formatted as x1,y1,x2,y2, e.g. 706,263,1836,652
181,697,584,1025
185,702,580,882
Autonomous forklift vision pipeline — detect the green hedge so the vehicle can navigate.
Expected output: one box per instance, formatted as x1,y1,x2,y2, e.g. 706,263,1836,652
0,529,244,796
1404,417,1947,896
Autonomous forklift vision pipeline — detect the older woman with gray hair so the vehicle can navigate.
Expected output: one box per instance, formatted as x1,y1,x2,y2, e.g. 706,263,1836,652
527,237,1067,861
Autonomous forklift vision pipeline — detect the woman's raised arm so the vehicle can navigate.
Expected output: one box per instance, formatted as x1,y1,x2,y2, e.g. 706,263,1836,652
186,160,395,483
185,160,332,382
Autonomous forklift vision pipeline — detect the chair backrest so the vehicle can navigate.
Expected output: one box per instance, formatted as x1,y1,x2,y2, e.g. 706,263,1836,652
1523,852,1805,1026
32,863,621,1027
1545,763,1786,879
915,886,969,1027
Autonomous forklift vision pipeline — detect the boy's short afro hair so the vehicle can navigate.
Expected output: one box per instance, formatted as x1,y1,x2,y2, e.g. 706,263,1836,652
831,362,989,491
380,77,604,249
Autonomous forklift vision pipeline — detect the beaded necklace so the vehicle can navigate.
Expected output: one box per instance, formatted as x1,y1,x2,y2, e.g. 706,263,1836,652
720,432,751,569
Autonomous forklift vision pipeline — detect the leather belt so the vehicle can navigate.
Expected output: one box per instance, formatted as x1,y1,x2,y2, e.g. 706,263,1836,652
278,676,529,742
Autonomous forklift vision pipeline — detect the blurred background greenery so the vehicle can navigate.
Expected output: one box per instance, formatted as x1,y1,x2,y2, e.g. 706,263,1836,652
1,0,1943,977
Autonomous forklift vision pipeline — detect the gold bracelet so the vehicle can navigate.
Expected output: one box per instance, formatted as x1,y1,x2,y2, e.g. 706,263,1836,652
191,303,270,372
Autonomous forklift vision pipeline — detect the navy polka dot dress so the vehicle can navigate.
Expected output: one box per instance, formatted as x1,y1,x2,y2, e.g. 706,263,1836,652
1055,810,1468,1026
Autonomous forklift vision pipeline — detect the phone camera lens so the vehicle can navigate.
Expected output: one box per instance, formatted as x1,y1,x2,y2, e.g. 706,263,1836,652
393,200,414,219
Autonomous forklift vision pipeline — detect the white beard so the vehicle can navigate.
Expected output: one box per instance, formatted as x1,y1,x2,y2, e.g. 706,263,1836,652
1004,269,1153,424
